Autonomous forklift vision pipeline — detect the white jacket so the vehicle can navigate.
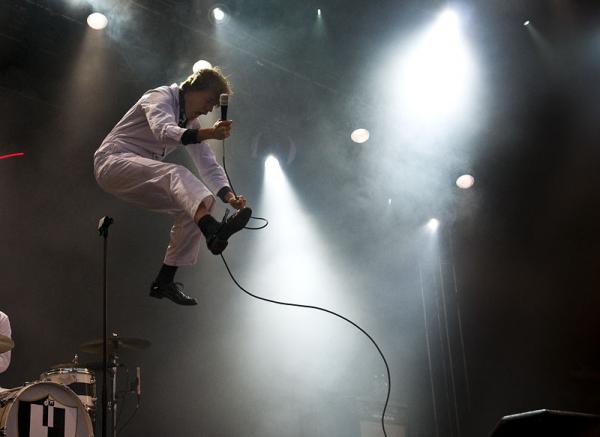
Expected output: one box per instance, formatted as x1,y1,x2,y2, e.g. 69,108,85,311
94,84,229,196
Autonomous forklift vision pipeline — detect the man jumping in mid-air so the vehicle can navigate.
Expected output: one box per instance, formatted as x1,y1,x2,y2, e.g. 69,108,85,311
93,67,250,306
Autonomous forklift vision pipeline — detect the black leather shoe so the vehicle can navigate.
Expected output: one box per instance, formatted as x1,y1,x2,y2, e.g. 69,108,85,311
206,207,252,255
149,281,198,306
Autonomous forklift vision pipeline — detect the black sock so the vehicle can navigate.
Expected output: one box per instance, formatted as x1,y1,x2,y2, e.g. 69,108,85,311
198,215,219,237
156,264,178,285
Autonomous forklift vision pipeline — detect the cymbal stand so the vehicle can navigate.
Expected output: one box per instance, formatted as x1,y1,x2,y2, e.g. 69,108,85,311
109,340,120,437
97,216,113,437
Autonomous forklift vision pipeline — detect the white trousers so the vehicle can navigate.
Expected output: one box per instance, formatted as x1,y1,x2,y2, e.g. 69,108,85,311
94,152,215,266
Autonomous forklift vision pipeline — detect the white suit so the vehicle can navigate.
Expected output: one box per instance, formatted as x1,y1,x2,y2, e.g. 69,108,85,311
93,84,230,266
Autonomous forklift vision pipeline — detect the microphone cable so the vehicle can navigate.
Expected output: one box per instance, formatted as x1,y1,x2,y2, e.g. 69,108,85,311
221,139,268,230
220,254,392,437
219,138,391,437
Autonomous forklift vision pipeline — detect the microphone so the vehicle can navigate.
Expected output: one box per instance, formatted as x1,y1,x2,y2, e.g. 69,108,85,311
220,93,228,121
97,216,113,236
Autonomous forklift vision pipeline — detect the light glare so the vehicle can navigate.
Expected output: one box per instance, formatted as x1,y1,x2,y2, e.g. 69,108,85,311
0,152,25,160
394,7,476,121
351,128,370,143
192,60,213,73
456,174,475,189
87,12,108,30
265,155,281,171
427,218,440,232
213,7,225,21
264,156,284,189
524,20,530,26
243,138,355,390
438,9,459,30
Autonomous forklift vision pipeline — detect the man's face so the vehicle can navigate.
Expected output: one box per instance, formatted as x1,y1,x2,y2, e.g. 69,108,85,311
184,89,219,120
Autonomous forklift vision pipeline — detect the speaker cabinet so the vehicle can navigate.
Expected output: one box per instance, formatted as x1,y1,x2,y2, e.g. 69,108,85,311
489,409,600,437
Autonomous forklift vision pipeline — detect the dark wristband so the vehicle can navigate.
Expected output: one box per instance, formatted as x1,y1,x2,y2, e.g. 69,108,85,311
181,129,198,145
217,186,233,202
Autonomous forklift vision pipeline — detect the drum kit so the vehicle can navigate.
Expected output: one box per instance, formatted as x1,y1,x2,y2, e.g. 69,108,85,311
0,333,150,437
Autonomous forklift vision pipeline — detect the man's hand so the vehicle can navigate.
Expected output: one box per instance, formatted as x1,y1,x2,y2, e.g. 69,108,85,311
224,192,247,210
212,120,232,140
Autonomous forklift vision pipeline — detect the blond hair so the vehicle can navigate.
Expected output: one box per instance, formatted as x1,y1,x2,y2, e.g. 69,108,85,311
180,67,232,97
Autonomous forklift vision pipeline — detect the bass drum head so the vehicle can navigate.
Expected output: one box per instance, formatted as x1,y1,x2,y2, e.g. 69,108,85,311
40,368,96,412
0,382,94,437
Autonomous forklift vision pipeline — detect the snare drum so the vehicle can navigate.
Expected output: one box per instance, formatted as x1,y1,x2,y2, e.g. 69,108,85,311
0,381,94,436
41,367,96,414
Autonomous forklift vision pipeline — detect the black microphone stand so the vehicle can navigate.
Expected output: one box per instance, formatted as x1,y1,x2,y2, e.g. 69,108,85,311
97,216,114,437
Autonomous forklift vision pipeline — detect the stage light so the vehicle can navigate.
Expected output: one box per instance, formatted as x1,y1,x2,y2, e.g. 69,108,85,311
87,12,108,30
192,60,213,73
438,9,459,30
264,155,285,194
317,8,322,16
393,7,476,121
209,4,231,25
212,7,226,22
388,198,392,206
524,20,531,26
239,137,356,397
251,128,297,166
456,174,475,189
265,155,281,171
426,218,440,232
351,128,370,143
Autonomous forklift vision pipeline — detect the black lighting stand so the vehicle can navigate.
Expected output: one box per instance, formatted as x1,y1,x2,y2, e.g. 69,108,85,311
98,216,114,437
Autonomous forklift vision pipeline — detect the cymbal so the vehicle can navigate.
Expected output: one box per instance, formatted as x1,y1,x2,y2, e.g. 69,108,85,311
79,336,151,354
0,334,14,354
50,361,114,371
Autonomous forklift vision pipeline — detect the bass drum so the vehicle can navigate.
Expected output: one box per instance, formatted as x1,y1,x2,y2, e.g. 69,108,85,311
0,382,94,437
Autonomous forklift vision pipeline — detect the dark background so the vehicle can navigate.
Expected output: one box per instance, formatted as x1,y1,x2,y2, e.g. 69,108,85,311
1,0,599,436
